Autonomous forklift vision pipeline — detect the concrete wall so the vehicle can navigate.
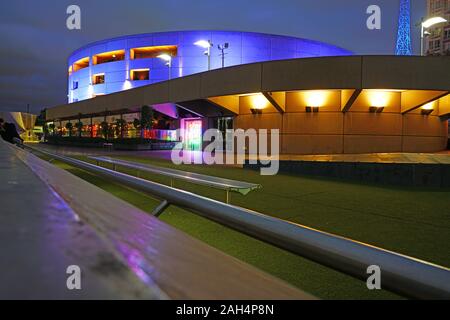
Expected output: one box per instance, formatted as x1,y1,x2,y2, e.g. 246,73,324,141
48,56,450,155
235,88,448,154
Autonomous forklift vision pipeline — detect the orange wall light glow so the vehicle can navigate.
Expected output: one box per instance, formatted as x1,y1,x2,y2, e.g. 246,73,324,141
251,94,269,110
305,91,328,107
421,102,435,110
368,91,389,107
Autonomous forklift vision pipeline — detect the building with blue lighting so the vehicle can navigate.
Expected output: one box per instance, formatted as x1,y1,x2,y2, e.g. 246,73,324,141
49,32,449,155
68,30,352,103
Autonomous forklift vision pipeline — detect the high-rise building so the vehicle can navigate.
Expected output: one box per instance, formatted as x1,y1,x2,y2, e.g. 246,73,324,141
426,0,450,55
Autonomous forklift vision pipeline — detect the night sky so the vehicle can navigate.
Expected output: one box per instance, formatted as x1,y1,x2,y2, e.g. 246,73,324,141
0,0,426,114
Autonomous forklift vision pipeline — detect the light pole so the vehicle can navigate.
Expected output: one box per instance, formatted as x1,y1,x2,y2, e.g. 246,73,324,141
420,16,448,56
157,54,172,80
194,40,213,71
218,43,229,68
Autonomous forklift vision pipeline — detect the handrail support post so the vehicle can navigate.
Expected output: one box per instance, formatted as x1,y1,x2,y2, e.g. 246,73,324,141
152,200,170,217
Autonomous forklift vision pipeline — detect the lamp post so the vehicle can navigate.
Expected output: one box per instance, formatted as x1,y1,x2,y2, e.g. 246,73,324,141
218,43,229,68
420,17,448,56
194,40,213,71
157,54,172,80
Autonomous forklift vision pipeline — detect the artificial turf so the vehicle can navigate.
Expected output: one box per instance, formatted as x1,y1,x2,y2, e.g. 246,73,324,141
51,154,450,300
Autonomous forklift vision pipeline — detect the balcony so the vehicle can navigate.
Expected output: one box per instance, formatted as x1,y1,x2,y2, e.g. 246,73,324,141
93,50,125,65
72,57,90,73
130,45,177,60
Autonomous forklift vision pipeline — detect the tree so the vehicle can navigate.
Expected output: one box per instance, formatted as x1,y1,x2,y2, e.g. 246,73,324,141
139,105,154,138
133,118,141,138
36,109,47,127
100,121,109,140
115,118,126,139
48,123,55,136
43,123,49,136
65,122,73,137
75,121,83,138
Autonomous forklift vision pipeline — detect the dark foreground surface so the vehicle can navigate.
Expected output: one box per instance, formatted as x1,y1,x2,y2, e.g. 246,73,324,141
0,141,161,299
0,141,310,300
25,143,450,299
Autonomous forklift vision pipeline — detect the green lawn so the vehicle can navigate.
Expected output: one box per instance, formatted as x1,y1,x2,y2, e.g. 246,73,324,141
51,154,450,300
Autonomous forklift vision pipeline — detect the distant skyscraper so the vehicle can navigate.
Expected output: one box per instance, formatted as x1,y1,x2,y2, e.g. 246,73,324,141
396,0,413,55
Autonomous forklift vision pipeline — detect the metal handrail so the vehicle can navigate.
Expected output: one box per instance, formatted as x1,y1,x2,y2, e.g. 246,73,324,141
88,155,262,203
24,144,450,299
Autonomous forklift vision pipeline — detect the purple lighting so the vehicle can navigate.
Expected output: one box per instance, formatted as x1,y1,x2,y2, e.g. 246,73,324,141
68,30,352,103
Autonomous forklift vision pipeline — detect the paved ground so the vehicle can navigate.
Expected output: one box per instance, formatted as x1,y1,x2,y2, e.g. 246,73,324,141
0,141,161,299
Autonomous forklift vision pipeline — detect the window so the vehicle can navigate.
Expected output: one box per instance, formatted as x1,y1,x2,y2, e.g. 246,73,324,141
72,81,79,90
92,74,105,85
445,29,450,39
130,45,178,60
72,57,90,72
444,42,450,53
431,0,444,11
92,50,125,65
429,40,442,51
130,69,149,80
435,40,441,49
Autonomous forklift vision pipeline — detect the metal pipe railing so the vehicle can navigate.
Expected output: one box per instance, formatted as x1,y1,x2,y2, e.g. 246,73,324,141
24,144,450,299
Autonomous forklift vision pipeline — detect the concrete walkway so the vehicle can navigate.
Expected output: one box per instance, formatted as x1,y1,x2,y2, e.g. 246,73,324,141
0,141,162,299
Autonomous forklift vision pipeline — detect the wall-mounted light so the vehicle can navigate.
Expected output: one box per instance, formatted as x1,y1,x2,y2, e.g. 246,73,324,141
250,108,263,115
157,53,172,64
157,54,172,80
368,91,388,109
123,80,132,90
248,93,268,115
305,91,327,107
305,106,320,113
421,109,433,116
251,94,267,110
369,106,384,113
421,102,434,115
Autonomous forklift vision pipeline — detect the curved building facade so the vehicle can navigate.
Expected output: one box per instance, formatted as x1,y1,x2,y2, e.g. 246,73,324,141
49,56,450,155
68,30,352,103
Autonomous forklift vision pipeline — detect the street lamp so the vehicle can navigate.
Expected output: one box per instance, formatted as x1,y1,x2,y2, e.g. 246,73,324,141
194,40,213,71
420,17,448,56
157,54,172,80
218,43,229,68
